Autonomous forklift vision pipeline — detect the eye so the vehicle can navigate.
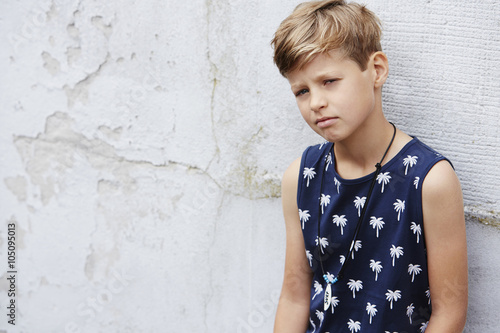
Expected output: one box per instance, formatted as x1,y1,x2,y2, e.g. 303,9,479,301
324,79,337,85
294,89,308,97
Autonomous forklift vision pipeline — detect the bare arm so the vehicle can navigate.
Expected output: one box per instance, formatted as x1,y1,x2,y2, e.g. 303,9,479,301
274,157,312,333
422,160,468,332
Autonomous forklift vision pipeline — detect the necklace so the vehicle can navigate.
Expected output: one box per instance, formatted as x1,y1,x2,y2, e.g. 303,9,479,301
317,122,397,311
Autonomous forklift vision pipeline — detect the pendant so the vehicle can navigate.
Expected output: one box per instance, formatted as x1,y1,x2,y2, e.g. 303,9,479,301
324,282,332,311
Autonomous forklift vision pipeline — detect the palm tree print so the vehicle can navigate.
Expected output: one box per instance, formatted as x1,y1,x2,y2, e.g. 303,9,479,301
366,302,378,324
408,263,422,282
325,152,333,171
369,216,385,238
347,279,363,299
353,196,366,217
350,240,362,260
340,255,345,265
325,271,335,283
299,209,311,230
332,214,347,235
320,193,331,214
369,259,383,281
303,167,316,187
425,289,431,304
319,140,328,150
403,155,418,175
312,280,323,300
385,289,402,309
315,236,329,254
334,177,341,193
420,321,429,332
407,303,415,324
347,319,361,333
393,199,405,221
310,317,316,333
410,222,422,243
390,245,404,266
329,295,339,314
306,250,313,267
414,176,420,189
377,172,391,193
315,310,324,328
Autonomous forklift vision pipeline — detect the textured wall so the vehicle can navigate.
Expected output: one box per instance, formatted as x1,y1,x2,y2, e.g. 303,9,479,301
0,0,498,332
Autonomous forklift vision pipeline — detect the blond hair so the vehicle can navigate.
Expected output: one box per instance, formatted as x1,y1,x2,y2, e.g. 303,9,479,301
271,0,382,76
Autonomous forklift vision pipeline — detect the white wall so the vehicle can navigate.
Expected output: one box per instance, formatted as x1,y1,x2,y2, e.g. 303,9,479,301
0,0,498,332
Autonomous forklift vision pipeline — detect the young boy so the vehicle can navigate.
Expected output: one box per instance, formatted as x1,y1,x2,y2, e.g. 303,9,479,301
271,1,468,332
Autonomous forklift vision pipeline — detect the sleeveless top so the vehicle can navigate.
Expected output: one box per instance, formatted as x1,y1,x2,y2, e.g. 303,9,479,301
297,137,449,333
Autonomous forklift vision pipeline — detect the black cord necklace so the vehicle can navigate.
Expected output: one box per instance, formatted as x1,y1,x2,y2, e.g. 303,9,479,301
318,123,397,311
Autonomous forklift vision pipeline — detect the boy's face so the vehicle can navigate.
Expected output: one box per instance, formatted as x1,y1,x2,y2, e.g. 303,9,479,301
287,50,379,143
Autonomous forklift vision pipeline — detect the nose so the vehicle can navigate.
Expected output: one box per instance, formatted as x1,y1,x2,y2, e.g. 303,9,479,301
309,90,327,112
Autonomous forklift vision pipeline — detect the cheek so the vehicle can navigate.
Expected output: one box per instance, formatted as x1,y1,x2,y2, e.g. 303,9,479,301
297,101,311,121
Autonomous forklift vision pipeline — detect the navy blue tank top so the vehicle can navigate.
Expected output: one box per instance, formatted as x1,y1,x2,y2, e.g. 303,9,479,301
297,138,449,333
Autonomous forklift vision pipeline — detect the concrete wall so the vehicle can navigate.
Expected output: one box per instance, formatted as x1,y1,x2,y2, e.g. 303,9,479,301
0,0,498,332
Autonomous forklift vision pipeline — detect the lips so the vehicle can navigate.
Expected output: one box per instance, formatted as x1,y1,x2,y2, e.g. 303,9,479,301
316,117,338,128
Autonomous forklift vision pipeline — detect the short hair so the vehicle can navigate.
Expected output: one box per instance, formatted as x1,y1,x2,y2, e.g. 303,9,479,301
271,0,382,76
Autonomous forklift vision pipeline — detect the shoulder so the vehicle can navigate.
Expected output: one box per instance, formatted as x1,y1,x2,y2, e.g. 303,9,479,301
282,157,301,199
283,156,301,180
282,142,328,186
422,160,461,200
422,160,465,235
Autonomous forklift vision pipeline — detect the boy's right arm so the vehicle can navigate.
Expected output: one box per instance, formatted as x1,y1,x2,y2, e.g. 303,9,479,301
274,157,312,333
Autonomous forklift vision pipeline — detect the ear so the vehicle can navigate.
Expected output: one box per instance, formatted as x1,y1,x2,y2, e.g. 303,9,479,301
371,51,389,88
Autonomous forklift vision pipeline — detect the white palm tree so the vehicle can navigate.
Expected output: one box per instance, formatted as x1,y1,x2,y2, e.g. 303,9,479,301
414,176,420,189
408,263,422,282
369,216,385,238
407,303,415,324
315,310,324,328
376,172,391,193
315,236,329,254
403,155,418,175
332,214,348,235
312,280,323,300
425,289,431,304
303,167,316,187
369,259,383,281
325,152,333,171
347,319,361,333
410,222,422,243
299,209,311,230
330,295,339,314
320,193,331,214
347,279,363,299
310,317,316,333
366,302,378,324
393,199,405,221
325,271,335,283
319,140,328,150
339,255,345,265
385,289,402,309
334,177,341,193
306,250,313,267
326,272,335,281
390,245,404,266
353,196,366,217
420,321,429,332
350,240,362,260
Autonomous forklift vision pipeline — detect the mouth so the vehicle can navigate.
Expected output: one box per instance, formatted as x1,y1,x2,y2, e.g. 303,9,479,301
316,117,338,128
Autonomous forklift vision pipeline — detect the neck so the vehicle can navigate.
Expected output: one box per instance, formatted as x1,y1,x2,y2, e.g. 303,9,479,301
334,119,397,179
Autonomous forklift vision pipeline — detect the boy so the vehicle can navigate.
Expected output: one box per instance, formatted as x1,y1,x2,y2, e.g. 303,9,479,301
271,1,468,332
